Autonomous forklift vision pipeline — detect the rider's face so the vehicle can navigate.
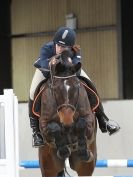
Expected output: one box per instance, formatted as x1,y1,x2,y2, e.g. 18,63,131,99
55,44,70,55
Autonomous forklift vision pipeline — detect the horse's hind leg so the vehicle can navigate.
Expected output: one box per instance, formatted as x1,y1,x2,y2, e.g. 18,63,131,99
77,160,95,176
39,145,65,177
69,152,96,176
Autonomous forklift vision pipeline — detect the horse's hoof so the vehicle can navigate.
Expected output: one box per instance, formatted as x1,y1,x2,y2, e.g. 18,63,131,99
78,149,93,162
57,146,71,159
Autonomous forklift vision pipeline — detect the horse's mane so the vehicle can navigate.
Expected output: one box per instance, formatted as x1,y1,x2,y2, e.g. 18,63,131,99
60,50,71,60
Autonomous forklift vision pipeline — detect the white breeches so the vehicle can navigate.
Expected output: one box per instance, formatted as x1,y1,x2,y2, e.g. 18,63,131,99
30,69,45,100
29,68,91,100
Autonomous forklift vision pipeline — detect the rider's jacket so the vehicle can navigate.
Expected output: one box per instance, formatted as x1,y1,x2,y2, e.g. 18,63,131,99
34,41,81,77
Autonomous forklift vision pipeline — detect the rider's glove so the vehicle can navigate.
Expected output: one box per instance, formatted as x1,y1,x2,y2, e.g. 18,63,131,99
72,44,81,53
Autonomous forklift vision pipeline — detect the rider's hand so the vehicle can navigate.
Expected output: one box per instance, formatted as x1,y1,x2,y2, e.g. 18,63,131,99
72,44,81,53
49,57,57,66
71,44,81,57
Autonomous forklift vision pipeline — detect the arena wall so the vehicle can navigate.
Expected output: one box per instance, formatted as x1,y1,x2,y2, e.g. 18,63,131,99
18,100,133,176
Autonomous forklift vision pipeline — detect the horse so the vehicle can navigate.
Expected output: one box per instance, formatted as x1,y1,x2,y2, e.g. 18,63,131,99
34,50,97,176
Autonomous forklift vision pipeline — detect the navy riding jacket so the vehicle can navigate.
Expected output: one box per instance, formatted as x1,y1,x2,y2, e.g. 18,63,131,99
34,41,81,77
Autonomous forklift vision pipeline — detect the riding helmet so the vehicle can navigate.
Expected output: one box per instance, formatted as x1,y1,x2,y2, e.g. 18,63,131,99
53,27,76,47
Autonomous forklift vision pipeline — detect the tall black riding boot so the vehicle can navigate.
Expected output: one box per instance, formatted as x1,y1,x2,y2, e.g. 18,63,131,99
78,76,120,135
29,99,45,147
96,103,120,135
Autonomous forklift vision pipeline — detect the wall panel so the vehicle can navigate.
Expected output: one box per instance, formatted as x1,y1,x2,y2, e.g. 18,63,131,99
77,30,118,98
11,0,67,34
67,0,116,28
12,36,52,101
11,0,120,101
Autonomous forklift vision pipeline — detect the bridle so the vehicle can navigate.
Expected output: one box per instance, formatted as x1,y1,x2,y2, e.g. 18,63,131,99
49,58,80,115
53,75,80,115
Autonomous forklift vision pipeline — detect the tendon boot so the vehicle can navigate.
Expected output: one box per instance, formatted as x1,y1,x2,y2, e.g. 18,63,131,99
29,99,44,147
75,118,93,162
47,122,71,159
96,103,120,135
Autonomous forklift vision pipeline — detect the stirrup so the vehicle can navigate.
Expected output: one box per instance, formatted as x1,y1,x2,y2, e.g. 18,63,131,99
106,120,120,135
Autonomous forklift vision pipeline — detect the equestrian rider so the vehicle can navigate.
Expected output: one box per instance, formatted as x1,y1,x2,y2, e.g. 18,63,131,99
29,26,120,147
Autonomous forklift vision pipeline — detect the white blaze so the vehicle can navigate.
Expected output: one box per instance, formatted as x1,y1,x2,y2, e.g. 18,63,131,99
64,80,70,103
64,80,70,92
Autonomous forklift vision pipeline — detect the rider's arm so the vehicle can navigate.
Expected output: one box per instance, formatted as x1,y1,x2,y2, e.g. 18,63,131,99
34,42,54,69
34,42,55,77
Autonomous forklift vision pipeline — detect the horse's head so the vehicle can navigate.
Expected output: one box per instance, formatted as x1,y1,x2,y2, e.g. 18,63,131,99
51,50,81,77
50,50,81,126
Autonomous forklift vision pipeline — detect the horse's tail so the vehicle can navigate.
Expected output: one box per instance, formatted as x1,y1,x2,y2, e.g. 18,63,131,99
56,161,71,177
64,162,71,177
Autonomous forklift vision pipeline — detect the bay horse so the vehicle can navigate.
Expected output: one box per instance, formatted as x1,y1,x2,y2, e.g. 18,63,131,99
34,50,97,176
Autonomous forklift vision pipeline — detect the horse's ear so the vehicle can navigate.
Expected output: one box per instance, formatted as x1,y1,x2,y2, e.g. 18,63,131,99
55,62,65,74
71,62,81,73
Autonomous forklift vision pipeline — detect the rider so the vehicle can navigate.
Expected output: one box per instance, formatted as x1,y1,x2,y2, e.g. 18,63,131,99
29,26,120,147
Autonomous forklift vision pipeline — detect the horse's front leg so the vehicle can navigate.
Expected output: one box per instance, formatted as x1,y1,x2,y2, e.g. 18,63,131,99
74,117,93,162
47,122,71,159
39,145,65,177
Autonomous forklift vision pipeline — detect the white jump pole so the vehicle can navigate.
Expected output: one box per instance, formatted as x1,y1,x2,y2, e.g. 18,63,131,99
3,89,19,177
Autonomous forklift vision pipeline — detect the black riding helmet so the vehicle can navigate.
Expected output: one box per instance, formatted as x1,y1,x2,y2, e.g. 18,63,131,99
53,27,76,47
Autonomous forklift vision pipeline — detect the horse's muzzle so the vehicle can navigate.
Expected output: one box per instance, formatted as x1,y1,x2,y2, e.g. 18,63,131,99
57,105,75,126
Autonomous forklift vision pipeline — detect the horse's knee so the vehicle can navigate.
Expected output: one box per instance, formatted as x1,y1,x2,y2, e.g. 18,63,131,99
47,122,61,132
47,122,61,134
